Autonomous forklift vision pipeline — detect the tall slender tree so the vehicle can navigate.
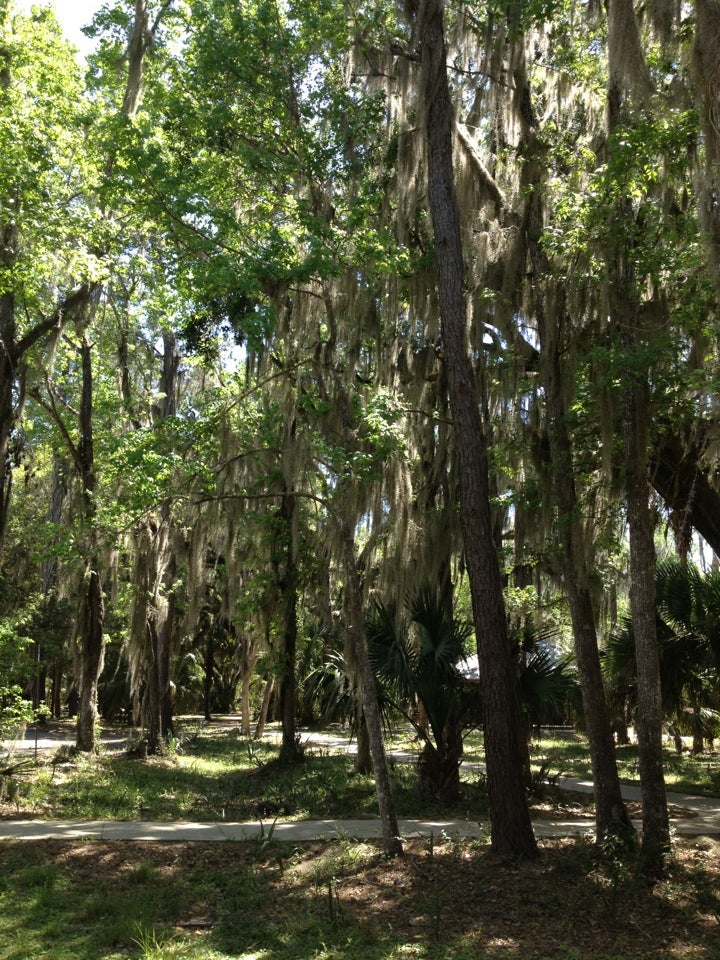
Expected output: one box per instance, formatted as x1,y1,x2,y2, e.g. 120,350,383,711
605,0,669,876
418,0,537,859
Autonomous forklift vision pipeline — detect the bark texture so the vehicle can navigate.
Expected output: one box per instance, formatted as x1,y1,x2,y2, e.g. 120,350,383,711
542,324,633,840
341,523,403,858
419,0,536,859
623,368,670,874
606,3,669,873
512,15,633,841
278,489,301,764
75,337,105,753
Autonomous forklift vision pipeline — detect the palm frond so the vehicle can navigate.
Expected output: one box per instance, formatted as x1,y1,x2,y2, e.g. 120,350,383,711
366,599,416,704
520,648,580,726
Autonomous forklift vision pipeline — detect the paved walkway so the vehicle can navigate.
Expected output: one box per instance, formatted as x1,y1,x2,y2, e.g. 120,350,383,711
1,725,718,842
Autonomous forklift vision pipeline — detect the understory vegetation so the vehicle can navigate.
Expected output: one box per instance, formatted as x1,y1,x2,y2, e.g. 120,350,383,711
0,831,719,959
3,0,720,879
2,725,719,957
2,721,719,821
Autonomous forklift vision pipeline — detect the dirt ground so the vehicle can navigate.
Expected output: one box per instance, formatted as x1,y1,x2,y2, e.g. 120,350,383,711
2,835,718,959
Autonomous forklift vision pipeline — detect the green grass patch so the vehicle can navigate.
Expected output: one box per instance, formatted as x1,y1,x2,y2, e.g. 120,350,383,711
528,733,720,797
10,723,490,823
3,724,720,822
4,722,718,826
0,835,717,960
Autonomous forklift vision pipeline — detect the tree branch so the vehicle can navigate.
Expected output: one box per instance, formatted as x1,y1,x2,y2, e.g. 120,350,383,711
14,284,97,361
30,382,83,477
456,122,505,211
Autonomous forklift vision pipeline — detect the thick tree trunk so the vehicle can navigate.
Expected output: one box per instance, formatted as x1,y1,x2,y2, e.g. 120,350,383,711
604,10,669,871
539,311,633,840
147,335,180,751
145,617,163,753
419,741,461,803
354,705,372,775
76,568,105,752
550,414,633,839
419,0,536,858
144,546,176,753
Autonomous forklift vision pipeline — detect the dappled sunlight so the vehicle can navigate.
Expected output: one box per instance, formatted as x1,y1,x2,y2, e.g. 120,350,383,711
0,833,718,958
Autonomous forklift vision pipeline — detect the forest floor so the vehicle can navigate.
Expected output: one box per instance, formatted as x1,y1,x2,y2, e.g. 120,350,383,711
0,833,718,959
2,720,719,958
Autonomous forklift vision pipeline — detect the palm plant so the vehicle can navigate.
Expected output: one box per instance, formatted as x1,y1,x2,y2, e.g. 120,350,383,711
302,649,356,728
366,585,476,802
516,630,581,732
510,620,581,786
655,559,720,751
603,558,720,752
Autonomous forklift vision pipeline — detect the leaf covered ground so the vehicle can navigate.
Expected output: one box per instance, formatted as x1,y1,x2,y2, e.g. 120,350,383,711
0,834,718,960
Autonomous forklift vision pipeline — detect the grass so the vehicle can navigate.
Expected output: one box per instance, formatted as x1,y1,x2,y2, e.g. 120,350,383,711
527,732,720,797
6,721,489,823
1,720,719,959
0,834,717,959
3,721,718,824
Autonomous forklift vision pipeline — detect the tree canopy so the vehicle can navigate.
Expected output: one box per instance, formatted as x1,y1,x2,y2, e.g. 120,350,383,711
1,0,719,866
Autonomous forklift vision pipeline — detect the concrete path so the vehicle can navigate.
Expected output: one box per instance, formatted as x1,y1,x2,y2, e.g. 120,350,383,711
1,790,716,843
2,724,718,842
0,817,486,842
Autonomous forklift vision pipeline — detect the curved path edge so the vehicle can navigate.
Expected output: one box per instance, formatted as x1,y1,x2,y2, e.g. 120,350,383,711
4,726,718,841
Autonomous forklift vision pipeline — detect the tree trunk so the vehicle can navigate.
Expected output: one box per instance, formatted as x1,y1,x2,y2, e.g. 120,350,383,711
539,311,633,840
604,10,669,872
551,423,634,839
145,618,162,753
354,703,372,775
0,302,15,556
624,372,670,875
691,704,704,755
419,0,536,858
692,0,720,293
158,555,176,740
75,338,105,754
419,740,461,804
508,10,633,840
254,674,275,740
51,660,63,720
203,628,214,723
278,489,301,763
76,567,105,752
0,62,20,555
239,640,257,738
342,523,403,857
